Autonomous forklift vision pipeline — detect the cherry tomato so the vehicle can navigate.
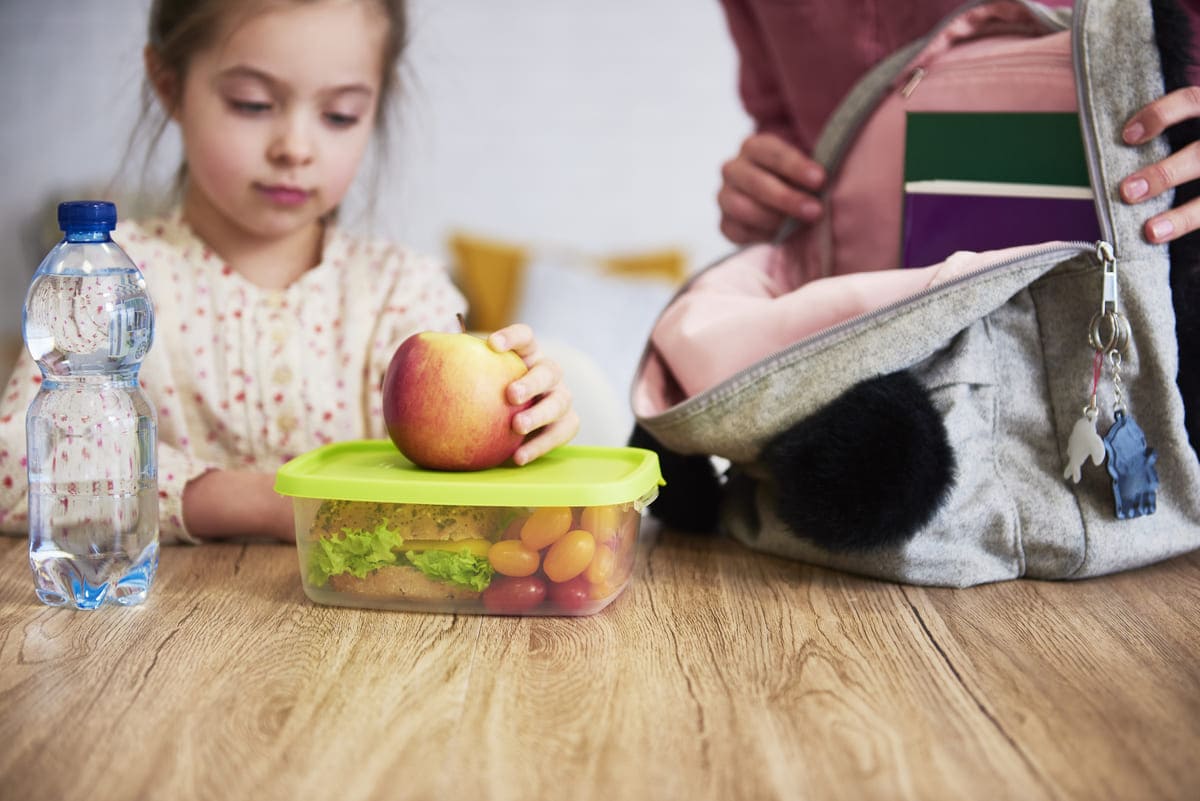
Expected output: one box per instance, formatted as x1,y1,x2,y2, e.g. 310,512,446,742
482,576,547,614
580,505,622,544
543,529,596,583
520,507,573,550
548,576,592,612
488,539,540,577
584,546,615,584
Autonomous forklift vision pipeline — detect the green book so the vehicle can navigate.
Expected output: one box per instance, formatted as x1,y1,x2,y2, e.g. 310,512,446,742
904,111,1090,186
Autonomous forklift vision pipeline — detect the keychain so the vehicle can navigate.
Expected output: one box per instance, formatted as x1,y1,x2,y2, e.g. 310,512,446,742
1062,242,1158,518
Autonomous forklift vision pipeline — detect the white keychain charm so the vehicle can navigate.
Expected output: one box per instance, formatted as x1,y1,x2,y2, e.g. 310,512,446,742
1064,405,1105,483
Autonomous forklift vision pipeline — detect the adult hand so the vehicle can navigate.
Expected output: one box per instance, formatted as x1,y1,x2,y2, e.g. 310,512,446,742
1120,85,1200,244
717,132,827,245
488,323,579,466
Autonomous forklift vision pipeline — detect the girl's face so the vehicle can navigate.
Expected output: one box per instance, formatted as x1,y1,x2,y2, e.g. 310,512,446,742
172,1,387,242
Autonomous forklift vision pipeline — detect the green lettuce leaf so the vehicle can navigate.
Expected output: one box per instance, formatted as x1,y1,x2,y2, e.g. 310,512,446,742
403,548,494,592
308,522,405,587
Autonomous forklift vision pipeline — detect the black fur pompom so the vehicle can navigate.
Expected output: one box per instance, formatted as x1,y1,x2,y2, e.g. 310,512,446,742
628,424,722,533
761,370,955,552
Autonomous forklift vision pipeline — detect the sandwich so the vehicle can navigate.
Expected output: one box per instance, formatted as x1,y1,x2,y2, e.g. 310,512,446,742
306,499,508,599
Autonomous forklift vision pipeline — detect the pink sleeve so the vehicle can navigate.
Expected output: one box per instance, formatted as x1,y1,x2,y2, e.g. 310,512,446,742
719,0,795,140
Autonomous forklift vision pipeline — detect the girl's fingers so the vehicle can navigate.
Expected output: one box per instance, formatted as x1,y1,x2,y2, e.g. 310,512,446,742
1124,86,1200,143
507,358,561,406
487,323,535,358
513,408,581,466
512,383,572,436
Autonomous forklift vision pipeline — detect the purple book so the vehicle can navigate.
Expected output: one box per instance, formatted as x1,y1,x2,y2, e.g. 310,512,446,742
902,180,1101,269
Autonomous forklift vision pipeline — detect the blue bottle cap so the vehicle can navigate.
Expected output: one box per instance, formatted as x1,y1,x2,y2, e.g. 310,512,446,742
58,201,118,234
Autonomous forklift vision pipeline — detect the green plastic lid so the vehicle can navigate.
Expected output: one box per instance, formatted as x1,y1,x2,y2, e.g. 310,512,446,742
274,440,664,508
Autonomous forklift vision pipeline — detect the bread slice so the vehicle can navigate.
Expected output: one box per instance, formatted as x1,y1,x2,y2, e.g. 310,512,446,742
328,565,482,600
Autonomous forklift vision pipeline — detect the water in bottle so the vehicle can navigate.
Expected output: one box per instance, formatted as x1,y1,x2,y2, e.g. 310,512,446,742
23,201,158,609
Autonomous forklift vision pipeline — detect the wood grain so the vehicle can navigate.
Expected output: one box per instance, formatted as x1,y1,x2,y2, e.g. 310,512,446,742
0,526,1197,801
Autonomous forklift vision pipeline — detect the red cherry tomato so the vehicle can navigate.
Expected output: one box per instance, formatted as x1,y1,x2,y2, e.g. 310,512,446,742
482,575,547,614
547,576,592,613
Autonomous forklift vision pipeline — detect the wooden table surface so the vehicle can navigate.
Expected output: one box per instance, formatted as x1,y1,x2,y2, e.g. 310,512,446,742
0,525,1197,801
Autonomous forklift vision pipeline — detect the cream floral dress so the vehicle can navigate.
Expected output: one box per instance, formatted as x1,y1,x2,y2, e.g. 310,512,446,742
0,212,465,543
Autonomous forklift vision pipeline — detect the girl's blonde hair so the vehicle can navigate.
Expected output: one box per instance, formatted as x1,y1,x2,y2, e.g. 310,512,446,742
134,0,407,203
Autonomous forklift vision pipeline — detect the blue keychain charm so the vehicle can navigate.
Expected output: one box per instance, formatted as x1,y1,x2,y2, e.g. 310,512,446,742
1103,411,1158,519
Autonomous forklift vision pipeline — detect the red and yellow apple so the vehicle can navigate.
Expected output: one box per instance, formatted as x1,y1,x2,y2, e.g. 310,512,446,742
382,330,531,470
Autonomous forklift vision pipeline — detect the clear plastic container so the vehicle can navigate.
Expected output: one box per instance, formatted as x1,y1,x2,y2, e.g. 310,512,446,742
275,441,662,615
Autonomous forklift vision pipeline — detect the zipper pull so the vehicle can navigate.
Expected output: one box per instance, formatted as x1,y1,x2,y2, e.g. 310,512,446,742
900,67,926,98
1089,240,1127,354
1097,240,1118,316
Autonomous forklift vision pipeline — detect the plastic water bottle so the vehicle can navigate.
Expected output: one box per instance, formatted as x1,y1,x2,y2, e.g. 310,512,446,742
23,201,159,609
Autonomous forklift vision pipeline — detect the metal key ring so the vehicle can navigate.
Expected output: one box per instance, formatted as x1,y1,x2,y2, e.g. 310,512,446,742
1088,310,1130,354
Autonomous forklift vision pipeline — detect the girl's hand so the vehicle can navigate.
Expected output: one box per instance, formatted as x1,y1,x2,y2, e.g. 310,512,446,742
1120,86,1200,243
718,132,826,245
488,323,580,465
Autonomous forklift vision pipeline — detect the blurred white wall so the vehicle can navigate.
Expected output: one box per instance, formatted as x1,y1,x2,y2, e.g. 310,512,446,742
0,0,750,439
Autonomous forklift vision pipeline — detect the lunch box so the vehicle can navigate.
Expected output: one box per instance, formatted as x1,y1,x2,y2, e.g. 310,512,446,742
275,441,662,615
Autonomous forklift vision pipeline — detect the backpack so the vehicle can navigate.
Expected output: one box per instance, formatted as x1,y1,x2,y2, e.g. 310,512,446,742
630,0,1200,587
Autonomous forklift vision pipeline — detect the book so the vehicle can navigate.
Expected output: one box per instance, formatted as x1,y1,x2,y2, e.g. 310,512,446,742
902,112,1101,268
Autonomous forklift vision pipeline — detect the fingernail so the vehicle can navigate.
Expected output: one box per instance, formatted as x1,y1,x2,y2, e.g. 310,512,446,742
1150,218,1175,241
1123,122,1144,144
800,201,822,220
804,167,824,185
1124,177,1149,201
510,384,527,404
490,335,506,350
514,413,529,433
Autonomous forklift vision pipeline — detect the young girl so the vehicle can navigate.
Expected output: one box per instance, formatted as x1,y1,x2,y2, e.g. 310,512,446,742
0,0,579,544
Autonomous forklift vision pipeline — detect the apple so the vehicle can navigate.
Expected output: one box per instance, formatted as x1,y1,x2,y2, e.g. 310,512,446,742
382,327,531,470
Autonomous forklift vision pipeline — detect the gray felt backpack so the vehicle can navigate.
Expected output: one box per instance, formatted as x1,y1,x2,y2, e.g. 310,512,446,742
630,0,1200,586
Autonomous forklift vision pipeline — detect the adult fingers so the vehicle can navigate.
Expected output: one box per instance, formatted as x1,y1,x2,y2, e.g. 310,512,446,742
741,132,826,192
1124,85,1200,143
1120,139,1200,204
717,182,788,235
720,154,822,222
1141,191,1200,244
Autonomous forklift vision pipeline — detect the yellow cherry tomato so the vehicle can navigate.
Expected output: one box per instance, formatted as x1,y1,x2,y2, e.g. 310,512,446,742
543,529,596,583
488,539,541,577
580,505,622,544
584,545,615,584
589,579,623,601
520,507,573,550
